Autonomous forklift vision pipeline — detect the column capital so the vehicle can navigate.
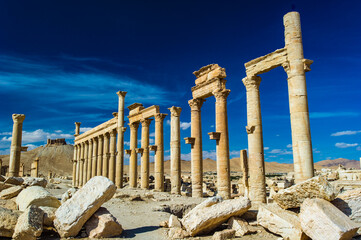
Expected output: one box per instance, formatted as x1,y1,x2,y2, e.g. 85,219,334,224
75,122,81,126
116,91,127,98
110,129,117,137
118,127,127,133
188,98,206,111
93,136,98,142
129,121,140,130
154,113,167,122
213,88,230,102
168,106,182,117
12,114,25,123
242,76,261,91
140,118,152,127
103,132,110,138
88,138,93,144
98,134,104,140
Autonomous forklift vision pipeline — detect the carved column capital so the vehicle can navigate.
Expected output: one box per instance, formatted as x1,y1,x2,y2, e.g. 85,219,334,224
12,114,25,123
168,106,182,117
242,76,261,91
188,98,206,111
140,118,152,127
110,129,117,137
213,88,230,102
155,113,167,122
116,91,127,98
128,121,140,130
75,122,81,127
103,132,110,138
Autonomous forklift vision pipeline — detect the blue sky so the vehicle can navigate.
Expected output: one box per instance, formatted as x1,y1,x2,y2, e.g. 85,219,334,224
0,0,360,164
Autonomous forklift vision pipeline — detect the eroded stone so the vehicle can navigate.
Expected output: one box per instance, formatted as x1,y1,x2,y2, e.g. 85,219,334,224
16,186,60,211
13,205,43,240
0,206,22,237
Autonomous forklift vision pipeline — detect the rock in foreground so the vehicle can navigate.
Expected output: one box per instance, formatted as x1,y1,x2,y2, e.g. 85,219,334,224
85,207,123,238
300,198,359,240
0,207,22,237
273,176,337,209
13,205,44,240
181,196,251,236
54,176,116,238
0,186,23,199
16,186,60,211
332,188,361,223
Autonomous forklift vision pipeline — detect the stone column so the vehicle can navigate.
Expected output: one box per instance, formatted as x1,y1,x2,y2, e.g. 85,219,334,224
74,122,81,136
154,113,167,192
116,91,127,188
31,158,39,177
284,11,314,183
97,135,104,176
83,141,89,184
19,163,24,177
242,75,266,204
76,144,81,187
129,122,140,188
92,137,98,178
213,88,231,199
72,144,78,186
189,99,205,198
102,133,110,177
240,149,249,197
140,118,152,189
8,114,25,177
109,129,117,183
87,139,93,181
169,106,182,195
79,142,85,186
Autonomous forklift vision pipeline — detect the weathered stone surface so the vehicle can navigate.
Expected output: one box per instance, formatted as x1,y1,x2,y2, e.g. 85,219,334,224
257,203,308,240
0,175,5,182
54,176,116,237
22,177,47,188
84,207,123,238
332,188,361,223
212,229,236,240
181,196,251,236
16,186,60,211
273,176,337,209
168,227,190,239
13,205,43,240
169,214,182,228
228,217,256,237
4,176,24,185
61,187,77,204
0,206,21,237
0,186,23,199
0,182,14,191
300,198,360,240
39,206,57,226
0,199,17,210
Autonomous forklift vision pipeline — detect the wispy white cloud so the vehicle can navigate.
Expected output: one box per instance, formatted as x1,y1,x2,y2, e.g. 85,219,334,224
335,142,358,148
264,147,270,150
80,127,93,133
180,122,191,130
331,130,361,136
286,144,292,148
268,149,292,155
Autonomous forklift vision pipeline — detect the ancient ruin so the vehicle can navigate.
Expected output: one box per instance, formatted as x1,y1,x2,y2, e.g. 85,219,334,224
8,114,26,177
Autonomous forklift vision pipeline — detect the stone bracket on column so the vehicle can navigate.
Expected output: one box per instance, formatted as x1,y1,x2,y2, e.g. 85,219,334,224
149,145,157,152
125,149,132,155
245,125,255,134
184,137,195,145
208,132,220,140
21,146,28,152
135,148,144,154
303,59,313,72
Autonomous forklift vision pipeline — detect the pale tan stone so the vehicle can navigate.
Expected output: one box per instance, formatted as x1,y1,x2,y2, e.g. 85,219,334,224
102,133,110,178
273,176,337,209
97,135,104,176
168,227,190,239
115,91,127,188
85,207,123,238
0,199,17,210
39,206,56,226
54,176,116,237
109,129,117,182
0,206,21,237
16,186,60,211
228,217,256,237
240,150,249,197
169,106,182,195
300,198,360,240
8,114,25,177
13,205,43,240
0,185,23,199
332,188,361,223
140,118,152,189
91,137,98,178
168,214,182,228
154,113,167,191
212,229,236,240
4,176,24,185
61,187,77,204
128,121,139,188
23,177,47,188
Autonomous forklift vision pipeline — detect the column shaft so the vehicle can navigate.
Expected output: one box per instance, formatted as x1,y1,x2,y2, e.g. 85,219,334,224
140,119,151,189
87,140,93,181
129,122,139,188
154,114,167,191
169,107,182,195
116,91,127,188
72,145,78,186
83,142,88,184
79,142,85,186
92,137,98,177
109,130,117,183
8,114,25,177
103,133,110,177
97,136,104,176
76,144,81,187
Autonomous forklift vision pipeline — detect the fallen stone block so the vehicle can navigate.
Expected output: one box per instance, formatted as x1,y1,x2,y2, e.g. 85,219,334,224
16,186,61,211
0,206,22,237
159,220,168,228
181,196,251,236
84,207,123,238
168,227,190,239
257,203,309,240
39,206,57,227
0,186,23,199
4,177,24,185
54,176,116,238
0,182,14,191
0,199,17,210
332,188,361,223
169,214,182,228
228,217,256,237
0,175,5,182
273,176,337,209
212,229,236,240
300,198,360,240
22,177,47,188
61,187,77,204
13,205,44,240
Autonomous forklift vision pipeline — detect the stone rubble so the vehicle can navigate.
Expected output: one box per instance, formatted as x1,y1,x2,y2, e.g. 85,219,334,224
0,206,22,237
227,216,257,237
13,205,44,240
16,186,61,211
0,185,23,199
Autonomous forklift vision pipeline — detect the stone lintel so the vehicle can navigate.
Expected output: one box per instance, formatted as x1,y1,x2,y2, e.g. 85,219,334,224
75,117,117,144
21,146,28,152
191,78,226,99
193,64,226,85
125,149,132,155
208,132,221,140
135,148,144,154
128,105,160,122
149,145,157,152
245,48,287,77
184,137,195,145
127,103,144,116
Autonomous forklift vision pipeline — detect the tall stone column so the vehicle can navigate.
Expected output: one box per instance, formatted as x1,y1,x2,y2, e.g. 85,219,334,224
87,139,93,181
92,137,98,178
76,144,81,187
102,133,110,178
240,149,249,197
189,99,205,198
19,163,24,177
116,91,127,188
243,75,266,204
97,135,104,176
140,118,152,189
72,145,78,186
284,11,314,183
129,122,140,188
213,89,231,199
8,114,25,177
154,113,167,192
79,142,85,186
109,129,117,183
83,141,89,184
74,122,81,136
31,158,39,177
169,106,182,195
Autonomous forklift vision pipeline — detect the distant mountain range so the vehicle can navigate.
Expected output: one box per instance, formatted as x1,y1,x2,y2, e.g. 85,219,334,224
1,145,359,177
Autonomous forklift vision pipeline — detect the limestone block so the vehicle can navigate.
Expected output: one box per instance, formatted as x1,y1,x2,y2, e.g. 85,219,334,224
54,176,116,237
0,206,22,237
168,227,190,239
257,203,308,240
84,207,123,238
13,205,43,240
227,217,256,237
332,188,361,222
212,229,236,240
4,176,24,185
273,176,337,209
0,175,5,182
0,199,17,210
22,177,47,188
169,214,182,228
16,186,61,211
0,182,14,192
300,198,360,240
39,206,57,226
181,196,251,236
61,187,77,204
0,185,23,199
